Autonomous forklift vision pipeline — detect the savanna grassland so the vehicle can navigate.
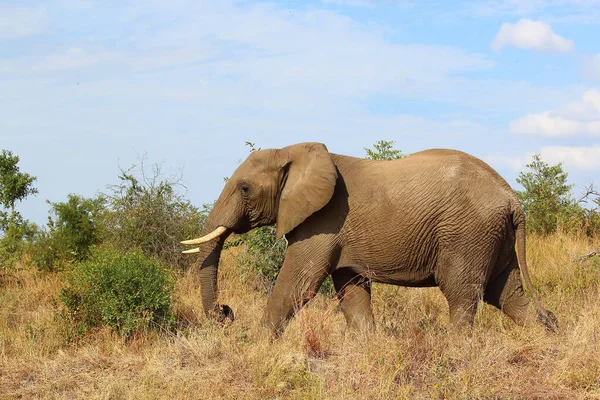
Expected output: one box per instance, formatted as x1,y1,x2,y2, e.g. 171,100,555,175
1,232,599,400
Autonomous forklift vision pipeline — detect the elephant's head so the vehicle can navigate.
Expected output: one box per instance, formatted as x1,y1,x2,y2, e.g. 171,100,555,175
182,142,338,321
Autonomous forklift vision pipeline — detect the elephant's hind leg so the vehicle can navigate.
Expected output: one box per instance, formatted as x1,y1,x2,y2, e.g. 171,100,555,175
442,285,482,328
332,268,374,332
484,256,529,326
436,252,490,329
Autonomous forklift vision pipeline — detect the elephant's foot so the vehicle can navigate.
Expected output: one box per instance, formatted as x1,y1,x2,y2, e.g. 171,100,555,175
536,308,558,333
209,304,235,324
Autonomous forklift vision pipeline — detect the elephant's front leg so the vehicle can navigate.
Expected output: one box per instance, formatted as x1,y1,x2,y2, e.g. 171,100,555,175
261,240,334,336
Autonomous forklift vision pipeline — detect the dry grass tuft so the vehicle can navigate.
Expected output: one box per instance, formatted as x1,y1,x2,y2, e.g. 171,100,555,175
1,233,599,399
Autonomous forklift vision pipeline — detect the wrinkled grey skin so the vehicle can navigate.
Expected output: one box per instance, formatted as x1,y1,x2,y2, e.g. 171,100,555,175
188,142,556,335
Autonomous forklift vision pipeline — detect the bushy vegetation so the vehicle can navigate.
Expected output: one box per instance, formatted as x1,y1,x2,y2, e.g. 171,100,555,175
364,139,406,160
59,247,175,339
102,166,207,270
30,195,106,272
517,154,600,236
0,150,38,231
0,150,38,273
23,161,207,273
0,220,37,273
0,152,203,343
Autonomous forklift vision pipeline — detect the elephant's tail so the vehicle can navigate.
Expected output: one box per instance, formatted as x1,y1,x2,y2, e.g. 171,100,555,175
513,206,558,331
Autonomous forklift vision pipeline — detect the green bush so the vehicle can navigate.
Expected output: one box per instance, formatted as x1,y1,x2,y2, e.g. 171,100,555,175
516,154,600,236
0,149,38,232
0,149,38,274
364,140,406,160
30,194,106,272
59,247,175,339
516,155,577,235
102,166,206,270
0,220,37,273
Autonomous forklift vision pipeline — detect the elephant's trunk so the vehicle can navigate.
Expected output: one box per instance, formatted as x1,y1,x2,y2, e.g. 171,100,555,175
190,213,232,319
182,179,241,321
198,239,222,317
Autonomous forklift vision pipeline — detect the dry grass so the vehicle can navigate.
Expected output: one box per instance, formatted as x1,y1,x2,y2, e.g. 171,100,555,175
1,233,599,399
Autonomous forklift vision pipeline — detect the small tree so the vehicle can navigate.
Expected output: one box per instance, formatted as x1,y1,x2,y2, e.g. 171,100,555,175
516,154,579,235
102,161,206,269
568,184,600,237
364,140,406,161
30,194,107,271
0,150,38,231
47,195,106,258
0,150,38,272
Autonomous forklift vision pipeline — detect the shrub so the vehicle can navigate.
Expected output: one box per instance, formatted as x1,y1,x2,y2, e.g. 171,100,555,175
516,154,600,236
0,149,38,232
0,149,38,273
59,247,175,339
516,154,578,235
364,140,406,160
0,219,37,273
102,164,206,270
30,194,106,272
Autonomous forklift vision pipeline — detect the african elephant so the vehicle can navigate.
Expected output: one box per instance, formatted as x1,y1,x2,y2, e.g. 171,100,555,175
182,142,557,335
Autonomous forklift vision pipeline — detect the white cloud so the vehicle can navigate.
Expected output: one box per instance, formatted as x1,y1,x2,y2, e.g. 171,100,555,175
510,90,600,136
509,112,583,136
3,1,582,117
540,145,600,170
0,6,47,40
119,3,587,116
80,3,495,98
31,47,114,71
564,90,600,117
490,145,600,173
491,19,574,53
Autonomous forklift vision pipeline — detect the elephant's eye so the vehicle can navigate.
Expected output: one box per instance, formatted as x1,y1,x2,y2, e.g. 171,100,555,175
240,184,250,196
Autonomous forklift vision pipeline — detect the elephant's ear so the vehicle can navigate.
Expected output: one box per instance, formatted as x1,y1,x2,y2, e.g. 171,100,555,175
275,143,337,239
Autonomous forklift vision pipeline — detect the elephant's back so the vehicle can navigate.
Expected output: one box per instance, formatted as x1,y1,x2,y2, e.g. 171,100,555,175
332,149,514,198
331,150,519,231
400,149,517,211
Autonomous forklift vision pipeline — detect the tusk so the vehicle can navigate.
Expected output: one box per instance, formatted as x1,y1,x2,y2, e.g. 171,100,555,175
181,226,228,245
182,248,200,254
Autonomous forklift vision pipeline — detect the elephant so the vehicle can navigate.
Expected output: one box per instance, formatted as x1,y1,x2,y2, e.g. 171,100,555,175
182,142,557,335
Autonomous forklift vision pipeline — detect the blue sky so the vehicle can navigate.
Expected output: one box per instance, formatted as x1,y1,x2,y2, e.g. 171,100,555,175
1,0,600,226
